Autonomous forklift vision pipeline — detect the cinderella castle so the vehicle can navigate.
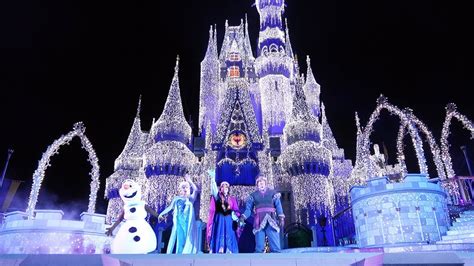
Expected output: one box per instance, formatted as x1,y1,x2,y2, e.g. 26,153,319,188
3,0,473,259
105,0,353,239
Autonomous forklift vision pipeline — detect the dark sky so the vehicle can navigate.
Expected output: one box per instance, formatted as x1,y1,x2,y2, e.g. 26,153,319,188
1,0,473,217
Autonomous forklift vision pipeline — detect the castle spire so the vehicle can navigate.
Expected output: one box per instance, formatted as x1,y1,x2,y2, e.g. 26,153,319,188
321,102,326,138
285,18,294,58
290,76,315,122
303,55,321,117
114,95,147,171
321,101,340,156
199,25,220,135
153,55,192,144
284,75,320,145
244,14,255,61
355,111,362,136
213,25,218,58
219,20,230,61
174,55,180,73
294,54,300,77
136,94,142,118
202,25,218,61
203,25,215,60
354,111,364,164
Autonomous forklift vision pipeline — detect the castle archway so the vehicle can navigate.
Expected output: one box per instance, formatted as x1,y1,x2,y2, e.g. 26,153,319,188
361,95,446,180
26,122,100,218
441,103,474,178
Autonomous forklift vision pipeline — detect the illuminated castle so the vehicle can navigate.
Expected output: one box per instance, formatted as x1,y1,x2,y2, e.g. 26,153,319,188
104,0,352,228
2,0,473,256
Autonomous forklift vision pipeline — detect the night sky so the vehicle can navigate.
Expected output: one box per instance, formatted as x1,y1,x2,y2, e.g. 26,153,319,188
1,0,473,218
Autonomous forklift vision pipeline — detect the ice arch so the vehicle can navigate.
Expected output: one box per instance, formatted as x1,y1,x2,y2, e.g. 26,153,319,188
26,122,100,218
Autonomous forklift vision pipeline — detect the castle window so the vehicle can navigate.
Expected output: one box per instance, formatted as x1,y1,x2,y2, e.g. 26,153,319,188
228,52,241,62
228,66,240,78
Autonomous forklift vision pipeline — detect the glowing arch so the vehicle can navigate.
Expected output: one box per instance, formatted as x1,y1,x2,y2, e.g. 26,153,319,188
441,103,474,178
26,122,100,218
396,124,408,173
361,95,446,180
403,108,447,179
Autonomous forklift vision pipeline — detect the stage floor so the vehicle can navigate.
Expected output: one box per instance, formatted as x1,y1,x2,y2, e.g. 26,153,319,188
0,252,472,266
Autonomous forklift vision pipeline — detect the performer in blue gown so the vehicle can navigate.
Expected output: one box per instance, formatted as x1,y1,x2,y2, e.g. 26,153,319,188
206,170,241,253
158,175,199,254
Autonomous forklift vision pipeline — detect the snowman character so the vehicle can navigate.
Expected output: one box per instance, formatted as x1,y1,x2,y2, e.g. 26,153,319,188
105,179,159,254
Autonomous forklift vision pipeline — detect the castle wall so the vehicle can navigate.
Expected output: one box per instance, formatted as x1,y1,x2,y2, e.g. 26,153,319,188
350,174,449,247
0,210,110,254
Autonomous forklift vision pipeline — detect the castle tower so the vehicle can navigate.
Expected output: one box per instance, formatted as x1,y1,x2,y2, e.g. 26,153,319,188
304,56,321,118
105,96,149,223
350,112,368,186
205,80,264,217
218,21,253,82
198,19,264,222
199,26,219,136
255,0,294,136
321,102,353,198
284,19,294,60
280,74,334,222
243,14,256,65
143,56,196,211
321,103,342,159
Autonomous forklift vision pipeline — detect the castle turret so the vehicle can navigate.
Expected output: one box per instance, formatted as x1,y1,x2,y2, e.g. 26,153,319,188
143,56,196,211
114,96,149,171
244,15,255,61
219,21,248,80
280,74,334,222
205,78,263,221
284,76,320,145
321,102,342,159
105,96,149,223
321,102,353,197
304,56,321,117
285,19,294,60
355,111,363,163
350,112,368,186
255,0,293,136
255,0,286,55
206,32,264,211
151,56,192,144
199,26,220,136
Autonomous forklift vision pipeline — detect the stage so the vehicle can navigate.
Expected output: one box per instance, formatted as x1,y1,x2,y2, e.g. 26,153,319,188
0,251,472,266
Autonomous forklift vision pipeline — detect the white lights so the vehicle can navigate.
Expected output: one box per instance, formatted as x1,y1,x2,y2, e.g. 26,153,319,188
357,95,446,182
441,103,474,178
214,83,262,145
150,56,192,146
26,122,100,218
303,56,321,117
144,57,196,210
280,75,337,219
199,26,220,135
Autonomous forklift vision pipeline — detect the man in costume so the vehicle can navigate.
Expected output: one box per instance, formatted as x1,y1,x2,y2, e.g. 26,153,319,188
240,176,285,253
